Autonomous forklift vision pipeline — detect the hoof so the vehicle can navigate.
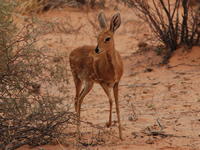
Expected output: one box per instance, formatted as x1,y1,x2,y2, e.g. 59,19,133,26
76,134,81,140
120,136,124,141
74,105,77,112
106,122,111,127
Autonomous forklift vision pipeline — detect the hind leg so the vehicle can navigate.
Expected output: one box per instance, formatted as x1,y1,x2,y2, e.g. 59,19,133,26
76,81,94,140
113,82,123,140
72,75,82,112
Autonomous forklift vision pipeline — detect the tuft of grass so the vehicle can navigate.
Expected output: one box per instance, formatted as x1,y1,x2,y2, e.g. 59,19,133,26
15,0,46,14
154,45,164,56
147,104,154,108
14,0,69,14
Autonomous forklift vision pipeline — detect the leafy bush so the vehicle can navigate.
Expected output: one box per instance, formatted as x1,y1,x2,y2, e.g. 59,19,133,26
0,0,76,149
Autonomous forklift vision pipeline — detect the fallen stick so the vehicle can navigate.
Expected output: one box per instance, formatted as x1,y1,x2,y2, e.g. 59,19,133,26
132,131,139,139
141,118,187,138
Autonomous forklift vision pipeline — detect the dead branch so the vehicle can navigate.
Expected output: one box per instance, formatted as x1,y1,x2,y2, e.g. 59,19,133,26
141,118,164,136
168,63,199,68
127,0,200,63
128,84,155,88
132,131,139,138
141,118,187,138
81,120,120,139
0,112,77,149
78,140,93,146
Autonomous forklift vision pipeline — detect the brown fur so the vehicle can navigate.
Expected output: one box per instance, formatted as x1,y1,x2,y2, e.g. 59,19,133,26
69,11,123,140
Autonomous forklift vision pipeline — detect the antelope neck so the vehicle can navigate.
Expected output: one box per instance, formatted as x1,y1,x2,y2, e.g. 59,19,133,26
106,49,116,62
106,50,117,78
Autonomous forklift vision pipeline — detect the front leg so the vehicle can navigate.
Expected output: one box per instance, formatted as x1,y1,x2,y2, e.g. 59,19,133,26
100,82,113,127
113,82,123,140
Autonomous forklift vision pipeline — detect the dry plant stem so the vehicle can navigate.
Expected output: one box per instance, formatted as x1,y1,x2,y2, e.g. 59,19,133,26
168,63,200,68
141,118,164,136
76,112,120,140
1,112,76,149
142,118,187,138
76,120,121,147
129,0,200,63
78,140,93,146
0,5,72,148
128,84,155,88
56,138,65,150
132,131,139,138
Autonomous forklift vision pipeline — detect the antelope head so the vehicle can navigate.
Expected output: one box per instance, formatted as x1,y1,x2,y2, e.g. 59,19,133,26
95,11,121,55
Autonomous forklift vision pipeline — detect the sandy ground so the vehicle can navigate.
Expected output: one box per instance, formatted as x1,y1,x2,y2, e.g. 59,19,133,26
18,2,200,150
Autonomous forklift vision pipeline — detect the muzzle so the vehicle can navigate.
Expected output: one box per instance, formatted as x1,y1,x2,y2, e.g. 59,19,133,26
95,46,104,54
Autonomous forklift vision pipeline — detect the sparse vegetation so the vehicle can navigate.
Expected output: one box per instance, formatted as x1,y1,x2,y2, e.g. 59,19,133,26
147,104,153,108
1,0,200,149
76,0,106,8
14,0,108,14
154,45,164,56
15,0,71,14
0,0,77,149
197,97,200,102
125,0,200,64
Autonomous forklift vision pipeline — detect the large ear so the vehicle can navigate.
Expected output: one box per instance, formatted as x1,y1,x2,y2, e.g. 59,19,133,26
98,10,107,29
110,13,121,33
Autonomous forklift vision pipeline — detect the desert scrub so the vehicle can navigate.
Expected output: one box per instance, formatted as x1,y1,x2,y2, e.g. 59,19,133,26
0,0,76,149
154,45,164,56
126,0,200,64
15,0,71,14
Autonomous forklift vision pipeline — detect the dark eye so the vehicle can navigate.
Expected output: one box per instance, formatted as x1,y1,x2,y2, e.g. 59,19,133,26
104,37,110,42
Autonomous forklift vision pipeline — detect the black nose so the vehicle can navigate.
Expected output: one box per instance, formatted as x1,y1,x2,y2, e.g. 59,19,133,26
95,46,99,53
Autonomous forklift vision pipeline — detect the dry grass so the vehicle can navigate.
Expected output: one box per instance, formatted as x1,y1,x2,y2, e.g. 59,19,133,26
15,0,70,14
15,0,46,14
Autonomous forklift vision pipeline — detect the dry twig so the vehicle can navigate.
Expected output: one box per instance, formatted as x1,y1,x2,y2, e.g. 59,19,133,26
141,118,187,138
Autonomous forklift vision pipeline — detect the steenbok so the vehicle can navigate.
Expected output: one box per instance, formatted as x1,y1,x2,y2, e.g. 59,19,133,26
69,10,123,140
